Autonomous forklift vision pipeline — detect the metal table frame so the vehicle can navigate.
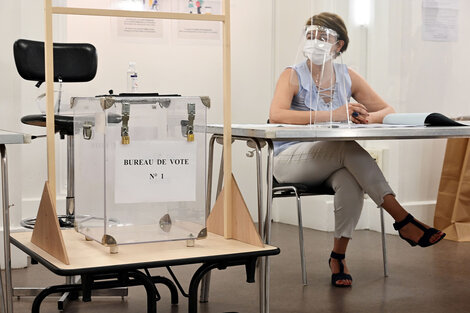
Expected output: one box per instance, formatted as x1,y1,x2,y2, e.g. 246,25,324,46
10,230,279,313
1,130,31,313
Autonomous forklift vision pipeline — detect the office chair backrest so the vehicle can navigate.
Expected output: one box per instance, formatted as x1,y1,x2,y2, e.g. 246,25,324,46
13,39,97,84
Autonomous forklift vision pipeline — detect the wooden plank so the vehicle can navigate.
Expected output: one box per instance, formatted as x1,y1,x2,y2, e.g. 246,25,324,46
13,230,275,271
31,182,70,264
44,0,56,205
222,0,232,239
207,175,264,247
52,7,225,22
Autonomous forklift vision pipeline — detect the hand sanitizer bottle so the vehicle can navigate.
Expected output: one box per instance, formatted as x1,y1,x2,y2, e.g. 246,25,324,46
126,62,138,92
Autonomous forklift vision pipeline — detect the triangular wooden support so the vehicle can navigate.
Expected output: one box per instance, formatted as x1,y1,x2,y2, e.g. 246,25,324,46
207,174,264,247
31,181,70,264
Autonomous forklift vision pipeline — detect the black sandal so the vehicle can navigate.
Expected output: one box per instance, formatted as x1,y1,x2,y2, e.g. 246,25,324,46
328,251,352,287
393,213,446,247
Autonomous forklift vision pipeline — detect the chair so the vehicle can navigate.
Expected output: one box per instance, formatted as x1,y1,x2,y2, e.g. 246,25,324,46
272,176,388,285
14,38,97,229
12,39,127,309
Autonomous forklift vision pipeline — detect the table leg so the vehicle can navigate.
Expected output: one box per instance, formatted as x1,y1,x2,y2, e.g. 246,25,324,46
250,138,264,238
1,144,13,313
129,271,158,313
0,272,5,313
264,140,274,313
31,271,158,313
248,138,266,313
190,259,257,313
200,136,217,303
32,284,82,313
380,207,388,277
189,262,222,313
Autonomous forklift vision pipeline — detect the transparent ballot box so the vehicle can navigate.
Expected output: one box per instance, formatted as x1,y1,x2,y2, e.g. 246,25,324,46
72,95,209,251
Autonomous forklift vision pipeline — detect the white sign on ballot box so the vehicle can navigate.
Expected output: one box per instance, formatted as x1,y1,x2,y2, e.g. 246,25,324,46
114,140,197,204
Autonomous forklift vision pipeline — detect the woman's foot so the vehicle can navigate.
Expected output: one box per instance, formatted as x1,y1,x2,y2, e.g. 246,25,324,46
393,214,446,247
329,251,352,287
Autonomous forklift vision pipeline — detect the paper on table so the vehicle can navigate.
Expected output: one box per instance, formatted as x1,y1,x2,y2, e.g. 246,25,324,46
280,122,421,128
212,123,422,129
345,123,422,128
230,123,284,128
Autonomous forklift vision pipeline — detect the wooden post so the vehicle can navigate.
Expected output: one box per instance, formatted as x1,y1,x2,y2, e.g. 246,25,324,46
44,0,56,204
30,0,70,264
222,0,232,239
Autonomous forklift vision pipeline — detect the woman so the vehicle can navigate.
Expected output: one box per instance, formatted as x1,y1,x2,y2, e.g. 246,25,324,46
269,12,446,287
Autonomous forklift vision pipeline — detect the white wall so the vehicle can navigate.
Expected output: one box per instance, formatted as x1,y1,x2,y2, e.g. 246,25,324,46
0,0,29,269
3,0,470,268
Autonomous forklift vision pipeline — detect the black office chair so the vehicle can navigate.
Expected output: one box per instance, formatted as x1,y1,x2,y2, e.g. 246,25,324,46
272,176,389,285
13,39,113,309
14,39,97,229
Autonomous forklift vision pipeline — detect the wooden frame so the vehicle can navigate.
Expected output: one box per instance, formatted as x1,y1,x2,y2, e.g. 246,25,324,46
37,0,259,262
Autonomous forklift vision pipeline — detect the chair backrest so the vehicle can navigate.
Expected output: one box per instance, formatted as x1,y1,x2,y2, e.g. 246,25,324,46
13,39,97,84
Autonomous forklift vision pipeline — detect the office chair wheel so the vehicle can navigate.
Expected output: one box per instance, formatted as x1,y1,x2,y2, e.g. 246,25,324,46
21,215,75,229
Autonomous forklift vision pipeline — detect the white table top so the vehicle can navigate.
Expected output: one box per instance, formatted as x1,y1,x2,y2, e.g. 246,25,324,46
11,230,278,274
206,124,470,141
0,129,31,145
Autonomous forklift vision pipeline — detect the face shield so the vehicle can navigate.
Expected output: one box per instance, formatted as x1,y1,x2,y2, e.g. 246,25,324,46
289,25,351,126
303,25,338,65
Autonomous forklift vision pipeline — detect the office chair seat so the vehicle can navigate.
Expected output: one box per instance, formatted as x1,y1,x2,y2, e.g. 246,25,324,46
21,114,74,137
273,177,335,197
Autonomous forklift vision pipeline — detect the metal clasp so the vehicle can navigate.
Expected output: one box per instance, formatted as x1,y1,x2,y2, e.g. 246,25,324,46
186,103,195,142
121,102,130,145
82,122,93,140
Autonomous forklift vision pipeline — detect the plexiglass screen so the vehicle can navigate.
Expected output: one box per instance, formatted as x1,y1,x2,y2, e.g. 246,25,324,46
73,96,207,245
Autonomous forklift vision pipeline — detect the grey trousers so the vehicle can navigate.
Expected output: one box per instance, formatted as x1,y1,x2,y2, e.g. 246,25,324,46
273,141,395,238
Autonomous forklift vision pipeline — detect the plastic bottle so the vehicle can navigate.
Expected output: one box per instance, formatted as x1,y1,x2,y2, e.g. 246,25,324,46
126,62,138,92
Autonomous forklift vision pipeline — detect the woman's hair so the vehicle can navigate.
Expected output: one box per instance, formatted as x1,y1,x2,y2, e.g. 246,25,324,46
306,12,349,55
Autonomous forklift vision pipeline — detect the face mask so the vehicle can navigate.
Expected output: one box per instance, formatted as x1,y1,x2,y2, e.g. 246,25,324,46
303,39,334,65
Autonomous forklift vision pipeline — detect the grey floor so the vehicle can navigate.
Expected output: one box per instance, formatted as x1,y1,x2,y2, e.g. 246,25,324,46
7,222,470,313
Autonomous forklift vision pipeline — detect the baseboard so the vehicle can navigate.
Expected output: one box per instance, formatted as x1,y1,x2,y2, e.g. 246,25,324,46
21,196,66,221
272,196,437,235
0,227,31,269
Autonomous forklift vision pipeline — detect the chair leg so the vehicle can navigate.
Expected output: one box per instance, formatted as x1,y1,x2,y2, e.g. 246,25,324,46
379,207,388,277
295,193,307,285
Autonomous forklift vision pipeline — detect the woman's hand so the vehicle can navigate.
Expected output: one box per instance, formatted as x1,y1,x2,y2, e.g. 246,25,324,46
333,103,369,123
349,102,369,124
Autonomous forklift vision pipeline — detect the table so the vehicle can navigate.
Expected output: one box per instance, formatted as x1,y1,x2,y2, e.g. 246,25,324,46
205,123,470,312
207,123,470,237
1,130,31,313
10,229,279,313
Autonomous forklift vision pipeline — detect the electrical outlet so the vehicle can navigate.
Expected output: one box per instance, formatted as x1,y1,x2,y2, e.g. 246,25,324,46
366,148,383,170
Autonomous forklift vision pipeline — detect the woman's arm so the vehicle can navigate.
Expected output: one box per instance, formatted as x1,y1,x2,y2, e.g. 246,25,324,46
269,68,341,124
349,67,395,123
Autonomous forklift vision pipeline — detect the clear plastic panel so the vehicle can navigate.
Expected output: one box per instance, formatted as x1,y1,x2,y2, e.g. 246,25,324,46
73,96,207,246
